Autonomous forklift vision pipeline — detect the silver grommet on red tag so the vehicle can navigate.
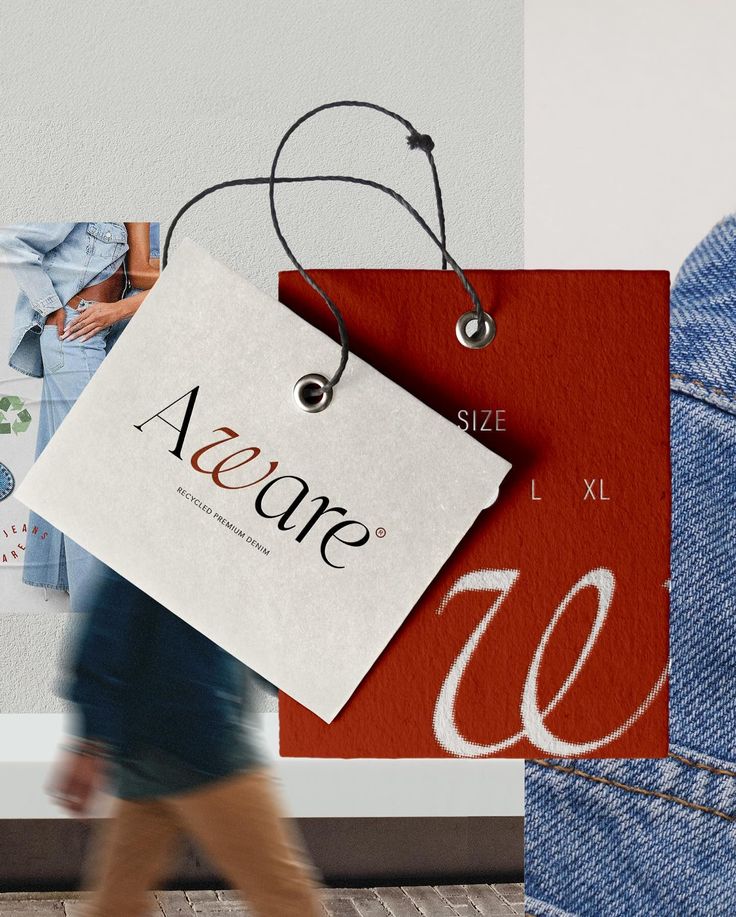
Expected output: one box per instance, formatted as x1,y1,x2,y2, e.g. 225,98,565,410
456,310,495,349
294,373,332,413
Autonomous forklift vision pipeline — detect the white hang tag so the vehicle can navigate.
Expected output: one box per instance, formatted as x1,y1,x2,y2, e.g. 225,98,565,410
16,240,511,722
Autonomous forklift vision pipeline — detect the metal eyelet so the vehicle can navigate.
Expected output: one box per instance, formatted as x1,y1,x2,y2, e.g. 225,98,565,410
293,373,332,413
455,310,496,349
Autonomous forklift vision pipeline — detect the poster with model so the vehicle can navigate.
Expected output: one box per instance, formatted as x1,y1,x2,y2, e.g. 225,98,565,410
0,222,160,614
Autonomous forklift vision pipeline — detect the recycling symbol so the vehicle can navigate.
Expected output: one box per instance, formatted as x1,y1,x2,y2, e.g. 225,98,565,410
0,395,32,435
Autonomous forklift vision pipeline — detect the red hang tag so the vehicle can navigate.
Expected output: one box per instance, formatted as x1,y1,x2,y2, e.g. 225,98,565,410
278,268,670,758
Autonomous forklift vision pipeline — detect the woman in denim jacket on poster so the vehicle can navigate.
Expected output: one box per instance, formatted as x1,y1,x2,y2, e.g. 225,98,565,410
0,222,158,610
525,215,736,917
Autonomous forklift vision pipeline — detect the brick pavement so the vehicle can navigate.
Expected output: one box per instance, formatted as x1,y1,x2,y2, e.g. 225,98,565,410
0,884,526,915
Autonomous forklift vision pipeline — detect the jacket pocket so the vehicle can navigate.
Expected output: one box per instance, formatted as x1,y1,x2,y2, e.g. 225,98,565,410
40,325,64,373
80,222,127,287
86,222,127,245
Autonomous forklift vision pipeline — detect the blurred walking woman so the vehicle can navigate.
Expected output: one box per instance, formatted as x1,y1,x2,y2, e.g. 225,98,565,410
50,565,322,916
5,224,322,916
0,222,157,610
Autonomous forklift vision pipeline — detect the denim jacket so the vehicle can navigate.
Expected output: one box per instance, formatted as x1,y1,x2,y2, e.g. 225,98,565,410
0,222,127,377
525,215,736,916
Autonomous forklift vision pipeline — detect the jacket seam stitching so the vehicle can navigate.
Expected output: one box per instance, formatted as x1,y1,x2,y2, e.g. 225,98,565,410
21,580,68,591
6,361,39,378
530,760,735,822
670,372,736,404
669,752,736,779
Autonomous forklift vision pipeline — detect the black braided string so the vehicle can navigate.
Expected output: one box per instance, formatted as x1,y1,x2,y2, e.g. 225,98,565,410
163,101,488,392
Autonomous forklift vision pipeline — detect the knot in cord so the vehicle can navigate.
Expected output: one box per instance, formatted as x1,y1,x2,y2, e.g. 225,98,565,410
163,101,490,397
407,132,435,153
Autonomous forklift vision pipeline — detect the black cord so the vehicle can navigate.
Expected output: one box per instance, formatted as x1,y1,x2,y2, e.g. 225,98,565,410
163,100,488,392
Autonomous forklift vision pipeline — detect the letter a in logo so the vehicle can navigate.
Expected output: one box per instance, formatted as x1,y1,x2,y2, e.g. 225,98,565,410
134,386,200,459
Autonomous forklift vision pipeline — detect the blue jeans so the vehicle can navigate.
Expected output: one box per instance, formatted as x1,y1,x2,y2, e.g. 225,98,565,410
525,215,736,916
23,303,129,609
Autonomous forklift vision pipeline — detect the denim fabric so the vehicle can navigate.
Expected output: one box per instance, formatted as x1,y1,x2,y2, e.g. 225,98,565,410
23,302,132,596
149,221,160,260
525,215,736,916
0,222,127,377
525,754,736,917
670,215,736,406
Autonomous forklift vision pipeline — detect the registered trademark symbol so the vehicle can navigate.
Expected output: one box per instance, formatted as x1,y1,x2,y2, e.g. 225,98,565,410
375,527,386,538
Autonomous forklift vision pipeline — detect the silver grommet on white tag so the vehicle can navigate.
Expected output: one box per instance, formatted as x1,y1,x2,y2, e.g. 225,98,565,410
293,373,332,413
455,310,495,349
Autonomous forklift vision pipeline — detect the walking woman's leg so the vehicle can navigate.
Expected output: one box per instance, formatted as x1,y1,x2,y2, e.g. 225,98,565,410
170,769,322,917
83,798,180,917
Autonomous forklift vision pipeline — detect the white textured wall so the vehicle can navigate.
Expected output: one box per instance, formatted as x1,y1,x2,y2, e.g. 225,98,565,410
0,0,523,756
525,0,736,273
1,1,522,283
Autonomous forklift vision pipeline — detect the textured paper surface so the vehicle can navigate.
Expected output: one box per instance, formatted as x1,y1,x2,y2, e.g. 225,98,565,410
279,268,671,756
15,241,511,722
